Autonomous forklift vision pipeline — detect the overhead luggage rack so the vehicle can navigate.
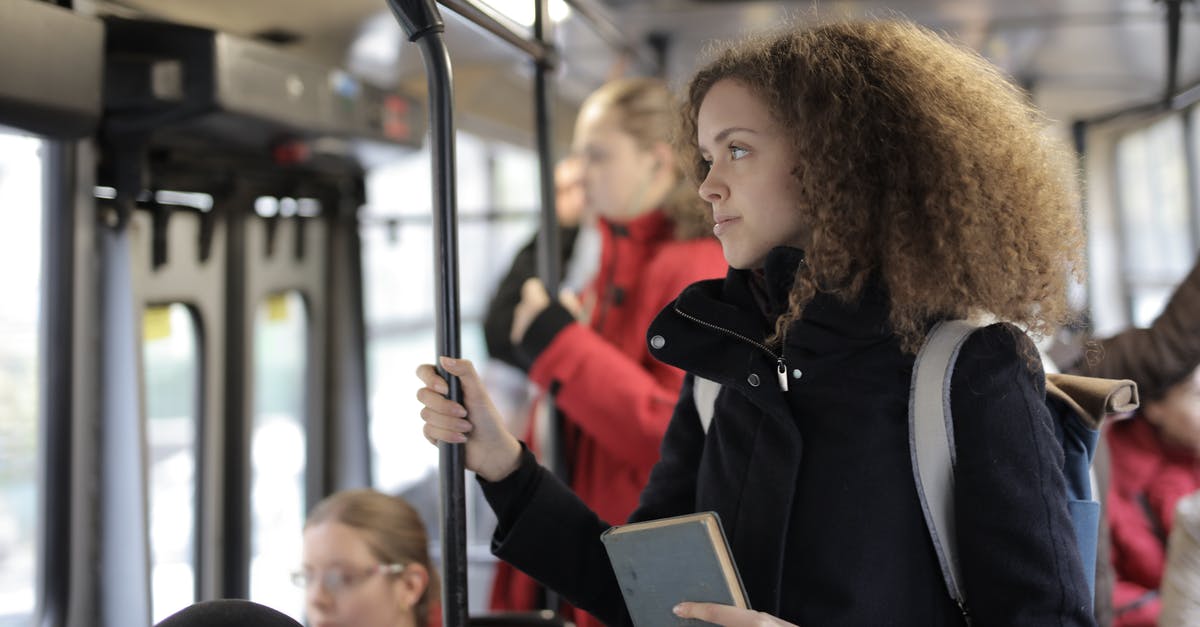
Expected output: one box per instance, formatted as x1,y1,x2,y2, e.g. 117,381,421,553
102,17,425,159
0,0,103,139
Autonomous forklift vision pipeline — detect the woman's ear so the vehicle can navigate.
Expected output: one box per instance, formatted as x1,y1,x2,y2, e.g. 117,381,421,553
393,562,430,609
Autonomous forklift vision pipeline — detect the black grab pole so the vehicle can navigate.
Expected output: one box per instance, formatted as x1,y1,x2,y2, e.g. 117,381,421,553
383,2,468,627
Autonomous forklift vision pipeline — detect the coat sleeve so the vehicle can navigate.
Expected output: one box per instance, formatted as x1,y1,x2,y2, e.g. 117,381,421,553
480,383,709,627
1106,482,1164,627
482,227,579,371
525,241,726,474
950,324,1097,627
1072,254,1200,400
479,445,631,626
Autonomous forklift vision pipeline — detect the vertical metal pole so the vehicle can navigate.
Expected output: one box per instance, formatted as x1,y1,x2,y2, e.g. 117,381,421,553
221,190,250,599
534,0,561,299
38,140,76,627
1183,109,1200,253
1163,0,1183,104
384,2,466,626
531,0,567,485
531,0,565,614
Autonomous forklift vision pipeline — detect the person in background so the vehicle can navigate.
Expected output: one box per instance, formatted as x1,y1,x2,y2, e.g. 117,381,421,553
297,489,440,627
1054,255,1200,627
419,18,1094,627
483,156,593,372
483,77,727,627
1105,363,1200,626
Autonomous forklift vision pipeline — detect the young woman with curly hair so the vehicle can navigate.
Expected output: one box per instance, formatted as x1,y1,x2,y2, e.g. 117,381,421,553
416,18,1093,627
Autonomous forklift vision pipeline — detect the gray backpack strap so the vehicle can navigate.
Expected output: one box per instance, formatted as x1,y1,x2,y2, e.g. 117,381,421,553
910,319,982,621
692,376,721,434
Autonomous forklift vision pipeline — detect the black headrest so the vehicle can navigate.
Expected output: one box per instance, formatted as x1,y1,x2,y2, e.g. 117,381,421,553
155,599,303,627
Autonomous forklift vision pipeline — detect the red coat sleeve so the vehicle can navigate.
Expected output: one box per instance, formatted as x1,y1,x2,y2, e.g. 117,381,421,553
526,240,726,474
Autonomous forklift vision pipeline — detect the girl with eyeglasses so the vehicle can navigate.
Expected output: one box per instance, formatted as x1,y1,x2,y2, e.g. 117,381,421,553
297,490,439,627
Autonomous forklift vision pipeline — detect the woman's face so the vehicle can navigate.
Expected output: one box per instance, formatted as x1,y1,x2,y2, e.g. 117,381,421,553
1146,366,1200,457
301,521,419,627
572,104,663,221
696,79,808,269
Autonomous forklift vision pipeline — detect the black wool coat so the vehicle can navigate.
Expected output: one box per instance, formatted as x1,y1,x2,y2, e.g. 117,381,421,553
480,247,1096,627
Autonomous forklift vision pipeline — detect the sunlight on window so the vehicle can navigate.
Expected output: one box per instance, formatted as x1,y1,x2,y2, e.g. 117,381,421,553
0,130,42,625
249,291,308,621
1116,115,1192,325
142,303,199,623
481,0,571,27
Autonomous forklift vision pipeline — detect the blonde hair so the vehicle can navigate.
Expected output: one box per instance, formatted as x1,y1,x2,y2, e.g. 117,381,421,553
583,77,713,240
678,19,1084,353
306,490,439,625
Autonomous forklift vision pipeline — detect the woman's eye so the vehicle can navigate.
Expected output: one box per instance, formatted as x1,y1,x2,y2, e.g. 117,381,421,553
729,146,748,160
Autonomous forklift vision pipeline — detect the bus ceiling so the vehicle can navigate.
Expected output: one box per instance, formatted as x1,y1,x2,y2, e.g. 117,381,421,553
4,1,1198,147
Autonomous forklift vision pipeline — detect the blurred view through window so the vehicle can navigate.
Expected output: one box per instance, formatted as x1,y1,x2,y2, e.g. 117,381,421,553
143,303,200,623
0,129,42,627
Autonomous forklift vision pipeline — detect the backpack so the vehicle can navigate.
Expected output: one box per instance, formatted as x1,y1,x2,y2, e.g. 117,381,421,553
691,320,1139,624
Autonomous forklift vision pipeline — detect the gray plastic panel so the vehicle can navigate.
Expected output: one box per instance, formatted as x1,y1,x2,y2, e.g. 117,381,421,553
0,1,102,138
104,18,422,149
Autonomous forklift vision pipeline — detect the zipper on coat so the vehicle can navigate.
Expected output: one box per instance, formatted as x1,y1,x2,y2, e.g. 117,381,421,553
673,304,789,392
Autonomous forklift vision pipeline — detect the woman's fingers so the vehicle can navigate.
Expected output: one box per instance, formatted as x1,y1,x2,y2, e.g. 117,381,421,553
673,603,794,627
415,387,467,418
414,363,449,394
423,421,467,444
438,356,479,387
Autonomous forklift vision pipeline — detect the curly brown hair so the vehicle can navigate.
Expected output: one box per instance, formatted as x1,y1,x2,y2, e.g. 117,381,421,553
677,19,1084,353
585,77,714,240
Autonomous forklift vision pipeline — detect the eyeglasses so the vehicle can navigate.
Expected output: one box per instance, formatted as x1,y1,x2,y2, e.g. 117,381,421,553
290,563,406,594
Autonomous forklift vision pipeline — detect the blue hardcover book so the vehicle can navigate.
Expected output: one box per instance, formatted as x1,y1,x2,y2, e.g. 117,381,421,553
600,511,749,627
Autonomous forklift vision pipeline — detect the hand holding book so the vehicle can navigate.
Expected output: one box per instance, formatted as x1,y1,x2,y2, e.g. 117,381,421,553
603,512,786,627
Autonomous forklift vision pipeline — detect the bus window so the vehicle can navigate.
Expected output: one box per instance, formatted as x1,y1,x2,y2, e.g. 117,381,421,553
250,290,307,620
363,131,503,493
363,135,539,610
0,129,42,626
142,303,200,623
1116,114,1193,325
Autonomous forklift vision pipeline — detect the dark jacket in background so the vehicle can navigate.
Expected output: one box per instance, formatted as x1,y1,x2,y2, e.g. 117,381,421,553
1069,256,1200,401
481,247,1095,627
483,225,579,370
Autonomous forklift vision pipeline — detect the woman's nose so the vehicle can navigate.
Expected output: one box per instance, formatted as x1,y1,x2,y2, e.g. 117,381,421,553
697,167,727,203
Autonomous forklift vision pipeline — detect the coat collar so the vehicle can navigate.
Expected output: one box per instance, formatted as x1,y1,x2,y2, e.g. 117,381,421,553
599,208,674,244
672,246,894,356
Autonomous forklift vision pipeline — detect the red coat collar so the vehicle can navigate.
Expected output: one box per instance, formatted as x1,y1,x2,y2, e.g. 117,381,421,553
598,209,674,243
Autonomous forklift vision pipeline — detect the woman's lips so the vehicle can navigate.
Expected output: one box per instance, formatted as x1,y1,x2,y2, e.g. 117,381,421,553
713,216,740,236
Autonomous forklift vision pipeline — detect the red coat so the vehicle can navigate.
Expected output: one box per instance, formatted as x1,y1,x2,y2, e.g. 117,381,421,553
1106,416,1200,627
489,209,726,627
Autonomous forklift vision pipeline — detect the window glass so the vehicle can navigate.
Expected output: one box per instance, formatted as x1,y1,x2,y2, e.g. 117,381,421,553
364,131,490,217
491,143,539,212
1116,115,1192,325
0,130,42,625
249,291,307,621
143,304,200,623
362,139,538,612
